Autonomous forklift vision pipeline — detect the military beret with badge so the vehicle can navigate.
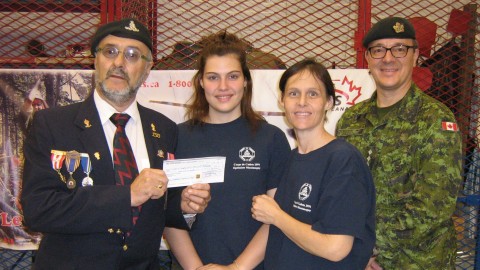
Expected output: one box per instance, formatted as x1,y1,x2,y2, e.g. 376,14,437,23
363,17,416,48
90,18,153,55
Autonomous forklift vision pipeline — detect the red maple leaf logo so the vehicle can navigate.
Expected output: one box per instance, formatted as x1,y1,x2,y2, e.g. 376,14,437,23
334,76,362,106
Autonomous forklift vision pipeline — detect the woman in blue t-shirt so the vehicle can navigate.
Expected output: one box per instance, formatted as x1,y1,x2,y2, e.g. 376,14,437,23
163,31,291,270
199,59,376,270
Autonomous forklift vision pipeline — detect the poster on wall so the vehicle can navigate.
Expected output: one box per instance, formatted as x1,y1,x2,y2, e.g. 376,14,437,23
0,69,93,250
137,69,375,146
0,69,374,250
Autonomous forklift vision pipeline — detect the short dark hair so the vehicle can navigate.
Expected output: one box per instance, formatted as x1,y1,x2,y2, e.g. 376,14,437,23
279,58,335,109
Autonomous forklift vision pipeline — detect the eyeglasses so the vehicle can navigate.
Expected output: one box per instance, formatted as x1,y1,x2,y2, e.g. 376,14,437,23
367,45,417,59
96,46,151,63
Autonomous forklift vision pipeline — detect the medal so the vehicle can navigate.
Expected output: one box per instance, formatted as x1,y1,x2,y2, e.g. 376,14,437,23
66,178,76,189
50,150,66,182
80,153,93,186
65,150,81,189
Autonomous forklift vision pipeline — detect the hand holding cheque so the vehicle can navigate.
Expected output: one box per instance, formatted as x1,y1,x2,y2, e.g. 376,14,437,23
163,157,226,187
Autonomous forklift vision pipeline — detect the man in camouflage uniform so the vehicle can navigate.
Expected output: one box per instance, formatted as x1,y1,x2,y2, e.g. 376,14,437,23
336,17,463,270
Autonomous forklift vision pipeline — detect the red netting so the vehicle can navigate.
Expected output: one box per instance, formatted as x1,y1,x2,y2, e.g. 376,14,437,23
154,1,359,69
0,1,479,269
0,1,101,69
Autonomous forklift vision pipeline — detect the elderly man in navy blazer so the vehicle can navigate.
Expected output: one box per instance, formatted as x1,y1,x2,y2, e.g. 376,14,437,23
21,18,210,270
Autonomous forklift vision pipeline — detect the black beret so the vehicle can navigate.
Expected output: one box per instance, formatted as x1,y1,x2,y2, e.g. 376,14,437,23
362,17,416,48
90,18,152,55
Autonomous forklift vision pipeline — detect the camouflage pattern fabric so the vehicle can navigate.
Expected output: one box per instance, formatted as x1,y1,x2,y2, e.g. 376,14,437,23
336,83,463,270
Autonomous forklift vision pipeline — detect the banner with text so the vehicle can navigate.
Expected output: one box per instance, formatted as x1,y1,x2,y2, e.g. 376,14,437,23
0,69,374,250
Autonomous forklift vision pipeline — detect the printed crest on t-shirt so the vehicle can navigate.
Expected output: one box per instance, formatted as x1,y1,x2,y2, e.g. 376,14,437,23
232,146,261,170
293,183,312,212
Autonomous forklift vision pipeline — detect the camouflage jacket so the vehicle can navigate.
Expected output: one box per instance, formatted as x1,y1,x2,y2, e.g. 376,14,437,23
336,84,462,270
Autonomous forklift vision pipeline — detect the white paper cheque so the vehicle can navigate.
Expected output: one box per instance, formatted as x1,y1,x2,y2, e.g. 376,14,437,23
163,156,226,187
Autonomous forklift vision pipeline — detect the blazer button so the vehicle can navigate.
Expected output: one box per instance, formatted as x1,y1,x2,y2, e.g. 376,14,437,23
107,228,114,233
123,244,128,251
116,229,123,234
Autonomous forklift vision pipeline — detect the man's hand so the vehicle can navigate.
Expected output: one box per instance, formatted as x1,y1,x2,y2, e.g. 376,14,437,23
130,168,168,207
181,183,211,214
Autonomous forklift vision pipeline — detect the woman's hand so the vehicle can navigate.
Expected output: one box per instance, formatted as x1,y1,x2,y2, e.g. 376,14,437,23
251,194,282,225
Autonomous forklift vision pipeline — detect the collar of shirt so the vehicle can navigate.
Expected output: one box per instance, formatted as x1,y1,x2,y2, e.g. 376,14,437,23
93,89,141,127
366,83,421,125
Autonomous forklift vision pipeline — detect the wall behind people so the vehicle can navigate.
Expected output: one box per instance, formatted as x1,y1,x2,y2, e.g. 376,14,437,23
0,68,373,250
137,69,375,147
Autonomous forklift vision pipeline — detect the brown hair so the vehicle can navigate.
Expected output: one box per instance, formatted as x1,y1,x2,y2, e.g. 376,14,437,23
279,58,335,110
186,30,264,132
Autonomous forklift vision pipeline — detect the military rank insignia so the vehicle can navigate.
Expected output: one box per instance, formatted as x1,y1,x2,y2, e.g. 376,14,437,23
84,119,92,128
151,123,161,138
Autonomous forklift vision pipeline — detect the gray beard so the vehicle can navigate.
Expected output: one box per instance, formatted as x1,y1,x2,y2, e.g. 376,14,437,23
98,81,138,105
95,67,145,106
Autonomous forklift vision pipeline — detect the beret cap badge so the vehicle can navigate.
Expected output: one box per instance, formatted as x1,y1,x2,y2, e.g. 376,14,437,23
393,22,405,33
125,21,140,32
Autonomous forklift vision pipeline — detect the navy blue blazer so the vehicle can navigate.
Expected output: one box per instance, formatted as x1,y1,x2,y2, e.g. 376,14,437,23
21,95,187,270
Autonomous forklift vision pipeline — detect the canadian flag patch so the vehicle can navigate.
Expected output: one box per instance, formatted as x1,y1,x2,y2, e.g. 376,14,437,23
441,121,459,132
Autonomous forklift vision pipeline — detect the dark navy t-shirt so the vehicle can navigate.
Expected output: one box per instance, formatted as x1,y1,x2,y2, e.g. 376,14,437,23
264,139,375,270
175,117,291,269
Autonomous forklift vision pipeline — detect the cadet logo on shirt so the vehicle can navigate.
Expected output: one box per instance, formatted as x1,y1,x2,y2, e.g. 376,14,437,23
299,183,312,201
233,147,261,170
239,147,255,161
293,183,312,212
